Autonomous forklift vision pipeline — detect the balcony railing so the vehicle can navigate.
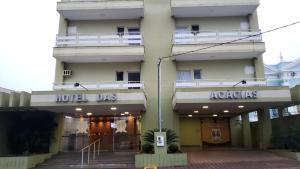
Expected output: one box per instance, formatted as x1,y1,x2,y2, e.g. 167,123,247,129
174,79,266,89
53,81,144,90
173,30,262,44
61,0,142,2
56,32,143,47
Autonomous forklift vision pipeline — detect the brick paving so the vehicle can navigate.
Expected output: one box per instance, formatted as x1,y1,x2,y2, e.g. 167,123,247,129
161,150,300,169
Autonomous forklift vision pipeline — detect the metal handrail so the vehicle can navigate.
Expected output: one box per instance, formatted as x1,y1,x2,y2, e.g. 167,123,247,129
81,138,101,168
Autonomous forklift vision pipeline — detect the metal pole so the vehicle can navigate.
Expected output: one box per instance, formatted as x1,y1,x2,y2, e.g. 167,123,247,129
98,140,100,156
157,58,162,132
81,150,84,168
88,147,90,164
93,143,96,159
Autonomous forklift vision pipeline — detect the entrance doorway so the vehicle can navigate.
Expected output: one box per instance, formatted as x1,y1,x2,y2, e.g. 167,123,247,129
179,117,231,149
60,115,141,152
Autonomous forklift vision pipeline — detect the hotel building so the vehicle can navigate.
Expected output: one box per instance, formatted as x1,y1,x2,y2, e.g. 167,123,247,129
1,0,300,168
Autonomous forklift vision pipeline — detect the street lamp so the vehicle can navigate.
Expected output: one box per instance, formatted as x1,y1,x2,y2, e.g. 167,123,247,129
74,82,88,91
232,80,247,87
157,58,162,132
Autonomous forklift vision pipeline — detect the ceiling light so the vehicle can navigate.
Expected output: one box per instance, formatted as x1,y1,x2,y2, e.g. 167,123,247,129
188,114,193,117
120,113,125,116
202,106,209,109
111,107,117,110
86,112,93,116
65,116,72,119
75,107,82,111
213,114,218,117
124,112,129,115
224,110,229,113
194,110,199,113
238,105,244,108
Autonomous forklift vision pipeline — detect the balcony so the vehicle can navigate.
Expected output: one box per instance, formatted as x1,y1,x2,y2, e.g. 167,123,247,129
171,0,259,17
57,0,144,20
174,79,266,90
53,32,144,62
172,30,265,61
53,81,144,90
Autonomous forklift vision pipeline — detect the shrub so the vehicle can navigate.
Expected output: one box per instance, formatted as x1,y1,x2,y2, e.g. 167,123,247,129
142,143,154,153
168,144,180,153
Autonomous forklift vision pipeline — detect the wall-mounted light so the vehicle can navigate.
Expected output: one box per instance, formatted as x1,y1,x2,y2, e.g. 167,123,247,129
111,107,117,111
75,107,82,111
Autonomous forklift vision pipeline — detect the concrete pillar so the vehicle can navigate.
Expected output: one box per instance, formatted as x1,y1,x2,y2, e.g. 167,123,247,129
253,56,264,80
140,0,176,139
0,92,10,107
230,115,243,147
9,92,20,107
19,92,31,107
278,107,285,118
58,15,68,35
249,10,259,31
257,109,272,149
49,113,65,155
241,113,252,148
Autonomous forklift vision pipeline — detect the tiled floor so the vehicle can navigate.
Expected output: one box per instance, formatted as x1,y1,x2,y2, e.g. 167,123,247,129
161,150,300,169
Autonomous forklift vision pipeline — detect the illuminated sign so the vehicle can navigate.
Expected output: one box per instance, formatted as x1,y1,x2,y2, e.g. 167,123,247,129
210,90,257,100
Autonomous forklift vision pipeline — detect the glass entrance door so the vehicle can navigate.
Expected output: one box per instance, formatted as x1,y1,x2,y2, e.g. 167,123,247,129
88,115,140,152
61,117,89,152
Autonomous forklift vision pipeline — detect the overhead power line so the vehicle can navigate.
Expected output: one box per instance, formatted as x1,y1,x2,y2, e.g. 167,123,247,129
166,20,300,59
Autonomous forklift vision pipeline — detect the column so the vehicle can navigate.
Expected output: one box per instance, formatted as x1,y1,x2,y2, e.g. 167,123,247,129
249,10,259,31
257,109,272,149
229,115,243,147
253,56,264,79
241,113,252,148
49,113,65,154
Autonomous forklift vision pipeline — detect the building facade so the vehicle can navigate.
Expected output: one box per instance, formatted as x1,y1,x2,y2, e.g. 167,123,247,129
2,0,300,161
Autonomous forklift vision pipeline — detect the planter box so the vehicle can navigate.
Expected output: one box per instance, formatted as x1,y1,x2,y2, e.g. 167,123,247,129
135,153,187,168
0,153,52,169
269,149,300,161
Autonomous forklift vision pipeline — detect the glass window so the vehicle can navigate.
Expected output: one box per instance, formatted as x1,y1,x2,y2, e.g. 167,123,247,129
116,72,124,81
176,71,192,81
194,69,201,80
269,109,279,119
117,27,125,36
249,111,258,122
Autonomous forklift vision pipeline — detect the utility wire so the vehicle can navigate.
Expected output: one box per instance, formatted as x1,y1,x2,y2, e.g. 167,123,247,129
163,20,300,59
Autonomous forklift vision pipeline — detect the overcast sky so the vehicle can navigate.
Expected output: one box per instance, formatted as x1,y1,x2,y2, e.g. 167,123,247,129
0,0,300,92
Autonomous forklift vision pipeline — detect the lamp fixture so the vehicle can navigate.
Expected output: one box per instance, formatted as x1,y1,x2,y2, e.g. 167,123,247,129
202,106,209,109
124,112,129,115
111,107,117,111
238,105,245,109
224,110,229,113
86,112,92,116
120,113,125,116
65,116,72,119
75,107,82,111
212,114,218,117
188,114,193,117
194,110,199,113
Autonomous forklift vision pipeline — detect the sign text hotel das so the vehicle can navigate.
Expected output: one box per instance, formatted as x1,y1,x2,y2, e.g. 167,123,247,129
210,90,257,100
56,93,117,103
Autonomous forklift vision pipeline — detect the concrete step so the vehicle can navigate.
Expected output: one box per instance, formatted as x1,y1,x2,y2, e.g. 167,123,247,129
33,152,136,169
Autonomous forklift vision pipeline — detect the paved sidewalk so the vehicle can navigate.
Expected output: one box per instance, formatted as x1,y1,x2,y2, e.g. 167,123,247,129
161,150,300,169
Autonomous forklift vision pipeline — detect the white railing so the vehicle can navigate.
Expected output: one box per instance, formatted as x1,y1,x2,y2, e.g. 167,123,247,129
61,0,142,2
175,79,267,89
81,139,100,168
56,32,143,47
173,30,262,44
53,81,144,90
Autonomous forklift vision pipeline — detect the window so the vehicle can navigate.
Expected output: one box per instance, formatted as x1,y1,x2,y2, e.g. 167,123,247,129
176,71,192,81
67,26,77,35
116,72,124,81
269,109,279,119
191,25,199,34
193,69,201,80
117,27,125,36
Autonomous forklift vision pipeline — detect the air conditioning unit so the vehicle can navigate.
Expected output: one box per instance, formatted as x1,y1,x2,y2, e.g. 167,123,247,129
63,70,72,77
